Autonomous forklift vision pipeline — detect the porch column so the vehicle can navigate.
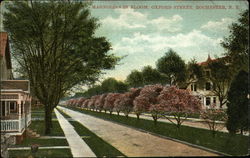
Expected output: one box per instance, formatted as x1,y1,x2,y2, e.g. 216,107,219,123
18,95,22,132
203,97,206,108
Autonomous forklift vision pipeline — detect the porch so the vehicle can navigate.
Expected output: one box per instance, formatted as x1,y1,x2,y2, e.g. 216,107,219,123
0,91,31,133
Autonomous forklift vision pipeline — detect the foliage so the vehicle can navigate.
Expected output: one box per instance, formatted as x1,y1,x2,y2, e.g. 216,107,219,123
141,66,167,85
81,78,128,98
103,93,120,114
221,9,249,72
3,1,119,134
226,70,248,134
126,70,144,88
200,104,227,137
208,59,233,108
95,94,107,112
158,86,201,128
113,93,123,115
101,78,128,93
156,49,187,86
134,84,163,120
117,93,134,118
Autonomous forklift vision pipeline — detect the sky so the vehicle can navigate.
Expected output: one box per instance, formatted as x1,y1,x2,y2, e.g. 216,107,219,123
0,0,248,83
88,0,248,81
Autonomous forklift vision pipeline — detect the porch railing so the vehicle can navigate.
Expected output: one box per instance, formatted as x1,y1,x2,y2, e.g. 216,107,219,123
1,120,19,131
1,114,31,132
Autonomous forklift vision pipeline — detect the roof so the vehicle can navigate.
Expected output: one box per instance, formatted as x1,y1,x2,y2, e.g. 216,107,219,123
198,55,228,66
0,80,30,93
0,32,12,69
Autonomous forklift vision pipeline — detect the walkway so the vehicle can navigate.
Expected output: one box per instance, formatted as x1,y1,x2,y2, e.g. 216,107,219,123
58,106,218,157
8,146,70,150
54,109,96,157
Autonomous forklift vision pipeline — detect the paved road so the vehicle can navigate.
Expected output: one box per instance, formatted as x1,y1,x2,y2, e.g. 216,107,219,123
58,106,218,157
54,109,96,157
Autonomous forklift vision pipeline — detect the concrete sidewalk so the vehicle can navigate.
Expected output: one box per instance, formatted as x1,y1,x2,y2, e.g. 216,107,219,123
8,146,70,150
54,109,96,157
58,106,218,157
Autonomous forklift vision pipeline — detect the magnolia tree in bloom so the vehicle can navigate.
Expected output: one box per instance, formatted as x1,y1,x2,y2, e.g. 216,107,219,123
113,93,123,115
118,93,133,118
66,99,73,106
149,103,165,124
88,96,99,110
95,94,107,112
82,99,89,108
104,93,120,114
133,85,163,120
200,104,227,137
77,98,86,107
158,86,201,128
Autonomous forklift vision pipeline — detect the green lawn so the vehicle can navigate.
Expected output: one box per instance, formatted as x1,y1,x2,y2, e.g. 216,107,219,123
57,109,125,157
32,109,57,119
29,120,65,136
9,149,72,158
15,138,68,147
62,105,249,156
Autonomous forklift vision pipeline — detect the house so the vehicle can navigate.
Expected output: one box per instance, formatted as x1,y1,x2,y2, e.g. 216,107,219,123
0,32,32,144
186,55,228,109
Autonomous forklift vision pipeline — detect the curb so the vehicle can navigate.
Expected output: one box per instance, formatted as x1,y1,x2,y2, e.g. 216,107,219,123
59,106,232,157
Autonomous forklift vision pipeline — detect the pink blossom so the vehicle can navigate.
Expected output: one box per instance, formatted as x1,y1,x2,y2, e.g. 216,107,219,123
104,93,120,114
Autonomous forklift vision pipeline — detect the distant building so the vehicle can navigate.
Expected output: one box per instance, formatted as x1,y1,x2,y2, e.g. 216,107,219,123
186,55,228,109
0,32,32,144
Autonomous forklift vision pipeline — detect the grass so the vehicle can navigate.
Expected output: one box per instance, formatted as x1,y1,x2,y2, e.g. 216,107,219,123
9,149,72,158
29,120,65,136
15,138,68,147
57,109,125,157
32,108,57,119
62,105,249,156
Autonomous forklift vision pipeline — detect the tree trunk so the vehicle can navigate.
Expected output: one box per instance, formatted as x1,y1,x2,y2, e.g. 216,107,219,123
110,111,112,115
136,113,140,120
117,111,120,116
125,112,129,118
45,105,52,135
152,115,158,125
219,99,223,108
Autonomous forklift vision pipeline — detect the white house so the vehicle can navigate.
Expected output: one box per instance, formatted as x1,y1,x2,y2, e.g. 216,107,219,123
0,32,32,144
186,55,228,109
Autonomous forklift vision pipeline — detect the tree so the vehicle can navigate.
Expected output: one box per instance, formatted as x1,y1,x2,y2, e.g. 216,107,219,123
158,86,201,128
101,78,128,93
113,93,123,115
95,94,107,112
226,70,248,134
134,85,163,120
104,93,120,114
208,60,233,108
118,93,133,118
141,66,167,85
221,9,249,73
156,49,186,86
3,1,119,134
186,59,203,84
200,104,227,137
126,70,144,88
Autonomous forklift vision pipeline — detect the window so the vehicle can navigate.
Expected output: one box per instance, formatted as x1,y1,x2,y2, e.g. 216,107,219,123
206,82,211,90
206,97,211,106
191,84,197,91
10,101,17,113
194,84,197,91
213,97,216,104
